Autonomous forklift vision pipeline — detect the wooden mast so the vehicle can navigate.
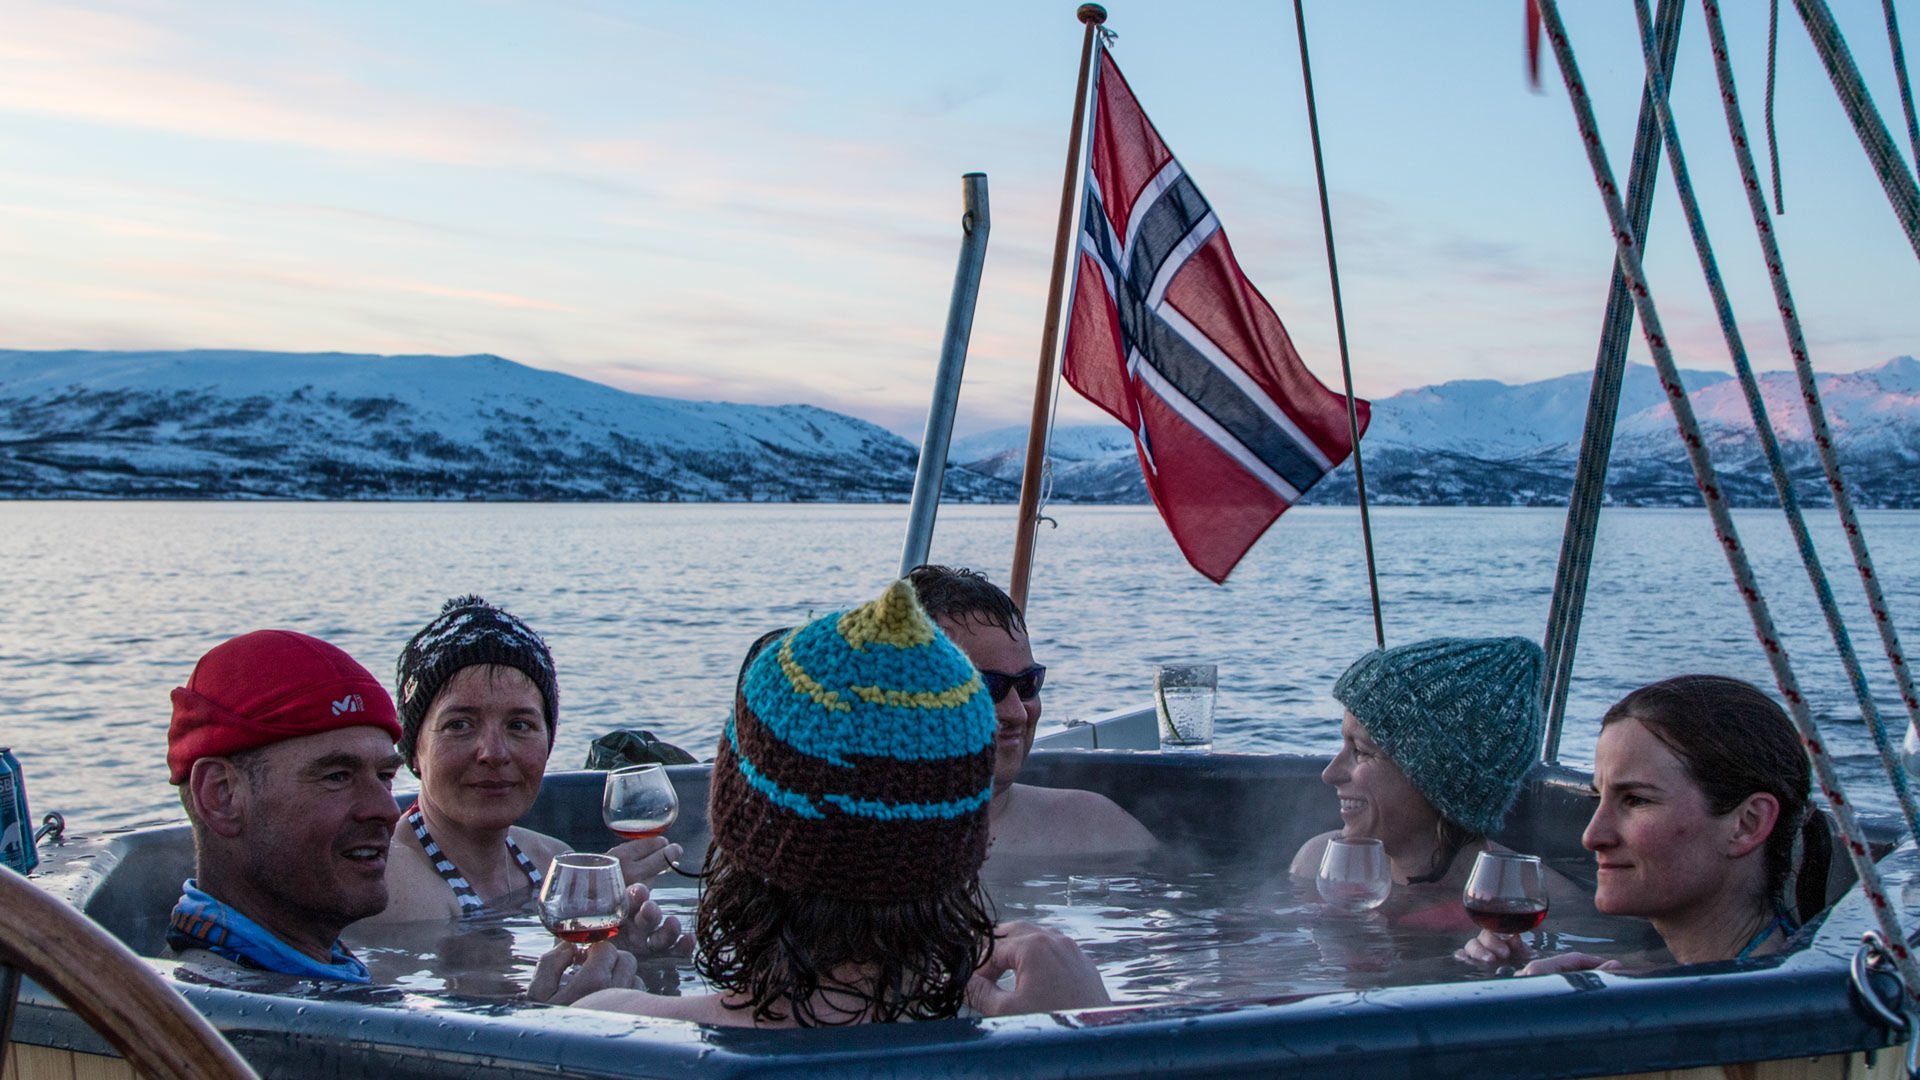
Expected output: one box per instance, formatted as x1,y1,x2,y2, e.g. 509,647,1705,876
1007,3,1105,612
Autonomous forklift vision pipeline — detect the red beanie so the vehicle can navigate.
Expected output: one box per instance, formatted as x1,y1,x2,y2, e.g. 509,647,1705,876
168,630,401,784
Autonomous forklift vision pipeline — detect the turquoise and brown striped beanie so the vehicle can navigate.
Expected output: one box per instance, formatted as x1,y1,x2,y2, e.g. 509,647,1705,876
1333,636,1545,835
711,579,996,902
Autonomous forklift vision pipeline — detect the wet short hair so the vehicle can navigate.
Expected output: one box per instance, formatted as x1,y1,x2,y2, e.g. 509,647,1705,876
1603,675,1829,921
906,565,1026,636
692,843,998,1025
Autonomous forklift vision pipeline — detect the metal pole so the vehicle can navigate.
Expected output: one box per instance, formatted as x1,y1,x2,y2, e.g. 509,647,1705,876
1008,3,1106,612
900,173,993,578
1293,0,1383,650
1540,0,1683,762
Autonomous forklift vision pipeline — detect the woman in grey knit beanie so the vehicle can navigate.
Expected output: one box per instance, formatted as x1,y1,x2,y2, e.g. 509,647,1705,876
1289,637,1551,893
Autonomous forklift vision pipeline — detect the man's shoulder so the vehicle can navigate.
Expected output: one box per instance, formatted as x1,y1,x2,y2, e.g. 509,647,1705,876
1000,784,1156,854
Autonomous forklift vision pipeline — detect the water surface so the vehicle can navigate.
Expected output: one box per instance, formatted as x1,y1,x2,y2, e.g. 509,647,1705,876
2,502,1917,829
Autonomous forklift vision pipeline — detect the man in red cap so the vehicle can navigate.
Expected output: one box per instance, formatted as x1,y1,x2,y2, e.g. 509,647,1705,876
165,629,405,982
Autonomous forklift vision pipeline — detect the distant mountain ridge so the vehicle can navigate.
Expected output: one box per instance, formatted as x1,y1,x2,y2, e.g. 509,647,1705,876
958,357,1920,508
2,349,1915,506
0,350,1014,501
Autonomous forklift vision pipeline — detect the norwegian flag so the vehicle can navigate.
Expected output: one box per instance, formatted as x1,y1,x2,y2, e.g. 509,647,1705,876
1062,50,1369,584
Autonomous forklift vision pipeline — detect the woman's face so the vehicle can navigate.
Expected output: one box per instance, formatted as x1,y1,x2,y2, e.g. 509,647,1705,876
1321,711,1440,859
1583,717,1755,919
414,664,550,831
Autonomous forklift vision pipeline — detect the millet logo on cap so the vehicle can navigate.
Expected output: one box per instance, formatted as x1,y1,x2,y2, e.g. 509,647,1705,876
331,694,365,716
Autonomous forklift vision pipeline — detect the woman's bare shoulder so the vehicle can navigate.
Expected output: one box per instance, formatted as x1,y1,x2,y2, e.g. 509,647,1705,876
1290,830,1341,878
511,827,571,867
361,829,461,925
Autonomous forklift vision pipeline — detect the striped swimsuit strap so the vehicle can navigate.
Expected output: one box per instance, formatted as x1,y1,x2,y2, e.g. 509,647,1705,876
406,805,544,917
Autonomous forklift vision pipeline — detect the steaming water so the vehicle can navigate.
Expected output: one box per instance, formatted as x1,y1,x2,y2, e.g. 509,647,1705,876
345,854,1658,1004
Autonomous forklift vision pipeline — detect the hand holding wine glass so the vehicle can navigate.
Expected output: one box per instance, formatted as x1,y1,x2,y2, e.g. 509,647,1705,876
1316,837,1392,912
602,764,688,883
1458,850,1547,969
603,764,678,840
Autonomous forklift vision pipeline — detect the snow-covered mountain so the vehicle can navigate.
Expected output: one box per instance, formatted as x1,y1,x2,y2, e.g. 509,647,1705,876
0,350,1016,501
5,349,1915,506
957,358,1920,508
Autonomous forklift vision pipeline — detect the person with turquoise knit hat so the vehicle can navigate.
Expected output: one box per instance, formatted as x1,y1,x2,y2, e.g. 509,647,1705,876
530,579,1111,1024
1290,637,1572,917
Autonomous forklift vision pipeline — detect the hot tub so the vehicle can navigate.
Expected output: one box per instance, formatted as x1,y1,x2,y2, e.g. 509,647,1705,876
12,750,1914,1080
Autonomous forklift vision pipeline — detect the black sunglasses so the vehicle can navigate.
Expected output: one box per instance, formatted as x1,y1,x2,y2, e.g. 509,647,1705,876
979,664,1046,703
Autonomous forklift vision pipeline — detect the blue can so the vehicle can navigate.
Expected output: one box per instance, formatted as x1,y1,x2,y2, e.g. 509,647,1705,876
0,747,38,874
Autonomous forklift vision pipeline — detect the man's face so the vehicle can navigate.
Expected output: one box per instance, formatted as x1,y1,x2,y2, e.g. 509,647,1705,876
235,726,403,934
936,614,1042,792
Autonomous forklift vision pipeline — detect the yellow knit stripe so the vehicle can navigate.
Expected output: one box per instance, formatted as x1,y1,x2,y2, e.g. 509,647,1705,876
849,673,983,710
837,579,937,652
778,636,851,712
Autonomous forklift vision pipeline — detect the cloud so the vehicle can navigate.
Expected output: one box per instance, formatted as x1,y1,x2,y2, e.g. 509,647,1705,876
0,1,557,167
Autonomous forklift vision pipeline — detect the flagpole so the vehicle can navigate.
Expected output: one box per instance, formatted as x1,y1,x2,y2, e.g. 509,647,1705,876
1293,0,1385,649
1008,3,1106,612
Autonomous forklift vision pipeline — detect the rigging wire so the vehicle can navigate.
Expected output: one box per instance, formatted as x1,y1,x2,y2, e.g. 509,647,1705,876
1700,0,1920,806
1636,0,1920,845
1767,0,1785,213
1792,0,1920,261
1885,0,1920,179
1535,0,1920,1010
1292,0,1384,649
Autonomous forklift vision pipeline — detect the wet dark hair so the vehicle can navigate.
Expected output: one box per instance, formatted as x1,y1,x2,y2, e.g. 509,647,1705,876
1602,675,1831,922
907,565,1026,637
692,844,998,1025
1407,818,1480,886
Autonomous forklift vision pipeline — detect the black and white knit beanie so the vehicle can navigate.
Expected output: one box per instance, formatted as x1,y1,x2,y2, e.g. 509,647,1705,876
395,595,559,770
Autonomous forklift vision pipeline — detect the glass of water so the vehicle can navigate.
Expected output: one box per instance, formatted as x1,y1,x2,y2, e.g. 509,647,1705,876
1155,662,1216,752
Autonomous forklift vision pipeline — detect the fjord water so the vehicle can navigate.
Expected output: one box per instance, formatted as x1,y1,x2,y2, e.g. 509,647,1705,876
3,501,1918,833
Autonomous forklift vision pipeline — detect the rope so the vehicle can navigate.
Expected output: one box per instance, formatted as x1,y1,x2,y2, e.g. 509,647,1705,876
1642,0,1920,846
1887,0,1920,178
1535,0,1920,1009
1540,0,1684,760
1703,0,1920,824
1767,0,1785,213
1792,0,1920,261
1293,0,1384,649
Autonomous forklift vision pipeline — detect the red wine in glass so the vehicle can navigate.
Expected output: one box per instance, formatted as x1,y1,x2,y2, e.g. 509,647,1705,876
547,915,623,944
539,853,627,945
603,765,679,841
606,817,672,840
1463,851,1548,937
1465,899,1549,935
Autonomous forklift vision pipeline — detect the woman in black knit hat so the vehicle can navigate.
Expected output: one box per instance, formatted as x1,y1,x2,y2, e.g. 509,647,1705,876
362,596,682,951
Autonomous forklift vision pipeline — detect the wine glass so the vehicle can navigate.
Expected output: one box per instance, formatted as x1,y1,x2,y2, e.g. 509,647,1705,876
602,764,679,840
538,853,628,944
1462,851,1549,936
1317,837,1392,912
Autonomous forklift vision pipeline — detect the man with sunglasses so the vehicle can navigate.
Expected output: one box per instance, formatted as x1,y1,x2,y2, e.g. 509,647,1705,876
908,566,1156,858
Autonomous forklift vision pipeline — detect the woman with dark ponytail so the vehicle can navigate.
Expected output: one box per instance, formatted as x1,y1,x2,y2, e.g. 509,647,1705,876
1512,675,1830,973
